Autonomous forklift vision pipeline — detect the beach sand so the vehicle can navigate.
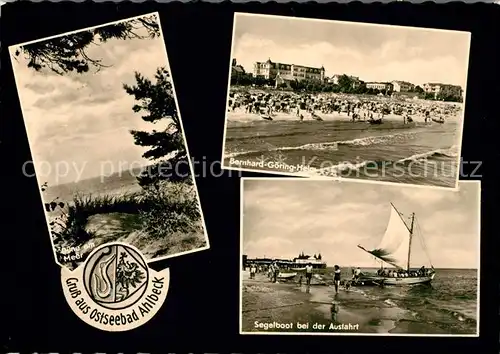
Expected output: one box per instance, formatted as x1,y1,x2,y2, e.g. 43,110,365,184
226,108,461,125
241,271,450,335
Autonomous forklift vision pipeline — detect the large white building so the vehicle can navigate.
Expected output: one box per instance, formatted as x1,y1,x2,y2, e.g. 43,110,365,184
328,74,362,88
366,82,393,91
391,80,414,92
423,83,463,99
253,58,325,82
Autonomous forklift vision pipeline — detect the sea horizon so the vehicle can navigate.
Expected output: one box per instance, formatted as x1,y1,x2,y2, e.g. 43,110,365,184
242,259,477,271
242,266,477,271
43,165,146,189
42,166,146,203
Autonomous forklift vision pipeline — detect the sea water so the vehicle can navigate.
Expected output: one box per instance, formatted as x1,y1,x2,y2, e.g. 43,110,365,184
318,267,478,335
43,170,142,205
224,118,460,188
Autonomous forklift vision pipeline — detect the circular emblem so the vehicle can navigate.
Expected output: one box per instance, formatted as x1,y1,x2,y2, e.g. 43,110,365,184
61,242,170,331
83,244,149,310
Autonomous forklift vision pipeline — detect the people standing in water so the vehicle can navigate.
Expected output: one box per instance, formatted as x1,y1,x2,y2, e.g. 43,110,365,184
352,267,361,284
333,265,341,294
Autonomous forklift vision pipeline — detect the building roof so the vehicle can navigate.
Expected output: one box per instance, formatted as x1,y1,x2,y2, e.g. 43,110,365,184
332,74,358,78
392,80,413,85
256,58,323,71
425,82,462,88
232,65,245,73
366,82,391,85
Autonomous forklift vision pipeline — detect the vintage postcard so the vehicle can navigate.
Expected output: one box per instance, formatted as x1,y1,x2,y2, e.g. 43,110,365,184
9,13,209,270
240,178,480,336
222,13,471,189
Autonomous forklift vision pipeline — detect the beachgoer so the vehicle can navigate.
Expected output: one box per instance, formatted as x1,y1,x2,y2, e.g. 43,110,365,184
333,265,341,294
305,263,313,287
250,264,256,279
273,262,279,283
353,267,361,283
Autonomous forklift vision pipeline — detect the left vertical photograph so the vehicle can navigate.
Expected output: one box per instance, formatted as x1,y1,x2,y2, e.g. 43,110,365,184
9,13,210,269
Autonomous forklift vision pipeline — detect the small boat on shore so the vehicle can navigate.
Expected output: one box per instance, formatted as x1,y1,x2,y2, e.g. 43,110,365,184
311,113,323,121
432,117,445,124
368,118,383,125
351,275,386,286
261,115,273,121
278,272,297,279
357,203,436,286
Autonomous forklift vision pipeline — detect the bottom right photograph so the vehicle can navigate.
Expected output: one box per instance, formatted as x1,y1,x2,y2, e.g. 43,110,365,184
240,178,480,336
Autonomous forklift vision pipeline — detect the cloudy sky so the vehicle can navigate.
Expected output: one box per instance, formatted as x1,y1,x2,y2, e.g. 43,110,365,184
10,14,173,186
232,13,470,87
242,180,480,269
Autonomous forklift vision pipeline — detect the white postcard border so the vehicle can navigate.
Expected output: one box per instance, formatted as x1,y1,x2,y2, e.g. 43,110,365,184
238,177,481,337
222,12,472,192
8,12,210,269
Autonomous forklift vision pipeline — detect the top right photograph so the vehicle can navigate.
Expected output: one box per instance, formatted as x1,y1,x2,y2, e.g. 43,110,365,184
222,13,471,189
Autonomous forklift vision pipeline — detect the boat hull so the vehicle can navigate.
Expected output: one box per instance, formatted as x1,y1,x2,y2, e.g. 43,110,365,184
352,276,386,286
382,273,435,286
278,272,297,279
353,273,435,286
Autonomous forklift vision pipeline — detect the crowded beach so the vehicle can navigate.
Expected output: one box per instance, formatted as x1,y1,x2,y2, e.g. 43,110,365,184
227,89,463,125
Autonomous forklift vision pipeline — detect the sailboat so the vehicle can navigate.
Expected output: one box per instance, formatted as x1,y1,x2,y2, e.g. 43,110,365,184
357,203,435,286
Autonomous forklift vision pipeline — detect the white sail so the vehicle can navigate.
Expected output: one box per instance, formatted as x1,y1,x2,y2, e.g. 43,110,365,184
369,205,411,269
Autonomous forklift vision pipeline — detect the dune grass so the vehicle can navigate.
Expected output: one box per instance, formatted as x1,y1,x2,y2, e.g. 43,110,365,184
53,181,204,259
55,192,142,245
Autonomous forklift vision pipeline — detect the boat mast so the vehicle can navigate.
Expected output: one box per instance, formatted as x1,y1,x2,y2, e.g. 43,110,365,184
407,212,415,272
